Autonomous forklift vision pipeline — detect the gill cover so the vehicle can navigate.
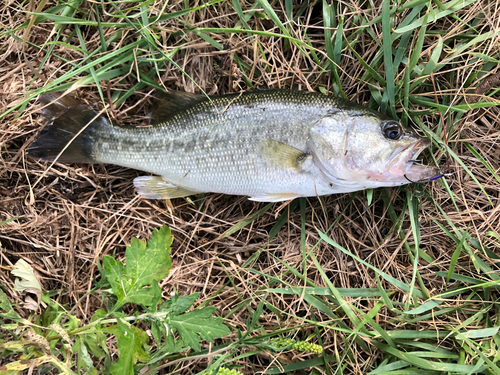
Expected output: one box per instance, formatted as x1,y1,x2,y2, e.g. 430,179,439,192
307,115,377,187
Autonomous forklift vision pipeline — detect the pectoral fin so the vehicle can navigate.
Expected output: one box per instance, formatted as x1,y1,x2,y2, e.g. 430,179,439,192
134,176,200,199
249,192,301,202
259,139,307,170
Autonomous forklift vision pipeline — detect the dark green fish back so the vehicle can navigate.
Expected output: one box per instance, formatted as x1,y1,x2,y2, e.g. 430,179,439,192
89,90,343,175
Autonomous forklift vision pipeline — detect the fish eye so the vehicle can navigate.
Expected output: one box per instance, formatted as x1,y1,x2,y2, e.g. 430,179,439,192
382,121,403,140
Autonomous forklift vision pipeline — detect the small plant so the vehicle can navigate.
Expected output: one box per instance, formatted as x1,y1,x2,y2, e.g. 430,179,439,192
0,225,231,374
268,337,323,354
202,368,244,375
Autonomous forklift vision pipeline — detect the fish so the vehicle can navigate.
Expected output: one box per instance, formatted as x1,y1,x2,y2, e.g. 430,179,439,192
27,90,440,202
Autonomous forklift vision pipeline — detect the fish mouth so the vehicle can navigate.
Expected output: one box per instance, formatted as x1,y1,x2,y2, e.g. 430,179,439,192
307,136,441,187
387,138,440,182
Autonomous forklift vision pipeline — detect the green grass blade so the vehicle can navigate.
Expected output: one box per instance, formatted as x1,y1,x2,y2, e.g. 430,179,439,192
316,229,425,299
372,341,486,373
258,0,290,37
394,0,477,33
381,0,395,117
446,230,467,285
219,203,273,239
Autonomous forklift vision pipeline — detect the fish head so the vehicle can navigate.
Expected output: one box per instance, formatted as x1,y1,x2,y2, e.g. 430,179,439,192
308,109,440,189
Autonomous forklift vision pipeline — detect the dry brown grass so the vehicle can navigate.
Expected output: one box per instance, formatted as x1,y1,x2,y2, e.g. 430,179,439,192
1,0,499,373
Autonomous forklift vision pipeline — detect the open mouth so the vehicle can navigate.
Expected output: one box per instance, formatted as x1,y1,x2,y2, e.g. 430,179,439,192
388,139,441,182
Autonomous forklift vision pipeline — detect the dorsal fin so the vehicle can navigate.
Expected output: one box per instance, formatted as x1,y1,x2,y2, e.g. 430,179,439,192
149,91,206,124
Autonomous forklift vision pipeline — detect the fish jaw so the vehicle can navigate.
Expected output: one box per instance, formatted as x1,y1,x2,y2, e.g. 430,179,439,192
382,138,440,184
403,163,441,183
309,135,440,189
356,138,440,186
386,139,430,174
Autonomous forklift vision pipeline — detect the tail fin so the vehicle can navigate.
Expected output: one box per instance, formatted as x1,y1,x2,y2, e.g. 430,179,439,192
28,93,109,163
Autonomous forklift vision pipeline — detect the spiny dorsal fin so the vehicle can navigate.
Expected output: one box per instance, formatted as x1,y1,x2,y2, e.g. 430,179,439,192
149,91,206,124
134,176,201,199
259,139,307,170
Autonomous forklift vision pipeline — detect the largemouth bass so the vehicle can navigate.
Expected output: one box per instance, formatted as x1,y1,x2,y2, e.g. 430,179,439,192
28,90,439,202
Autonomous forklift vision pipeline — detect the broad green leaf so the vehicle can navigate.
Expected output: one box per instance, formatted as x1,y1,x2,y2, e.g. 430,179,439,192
169,306,231,352
106,319,150,374
11,259,42,295
160,292,199,316
127,225,173,284
102,256,126,299
0,289,23,322
102,225,173,309
84,332,107,359
74,337,94,372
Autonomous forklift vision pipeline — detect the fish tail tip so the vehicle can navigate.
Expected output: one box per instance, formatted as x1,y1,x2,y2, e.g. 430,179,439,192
29,94,106,164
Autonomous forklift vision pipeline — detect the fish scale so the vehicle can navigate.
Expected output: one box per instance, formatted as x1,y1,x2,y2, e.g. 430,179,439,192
28,90,439,201
90,91,332,197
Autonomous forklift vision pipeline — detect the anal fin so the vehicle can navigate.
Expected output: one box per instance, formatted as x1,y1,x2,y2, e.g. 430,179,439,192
134,176,200,199
248,192,301,202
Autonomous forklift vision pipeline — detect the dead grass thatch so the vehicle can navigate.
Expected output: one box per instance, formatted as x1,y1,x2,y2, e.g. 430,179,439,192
1,0,499,373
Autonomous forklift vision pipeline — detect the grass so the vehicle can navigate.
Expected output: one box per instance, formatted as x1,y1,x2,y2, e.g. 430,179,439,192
1,0,499,374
